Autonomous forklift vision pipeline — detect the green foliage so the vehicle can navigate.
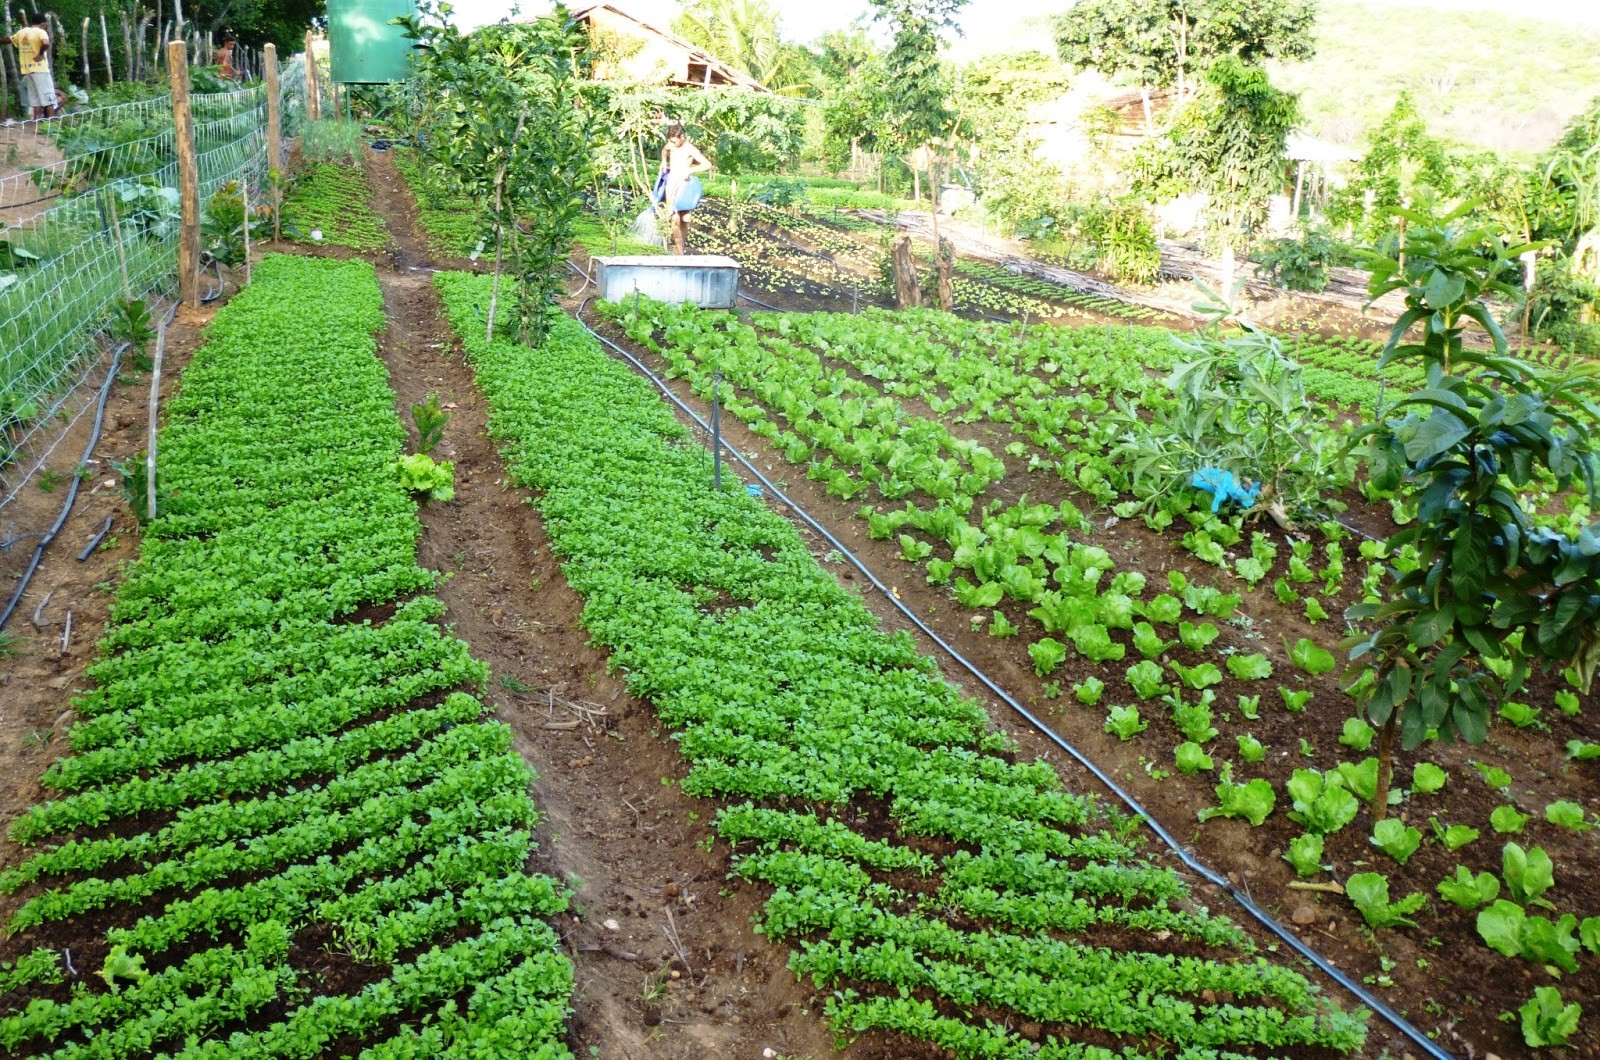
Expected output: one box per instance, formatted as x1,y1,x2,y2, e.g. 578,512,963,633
1490,805,1531,834
1544,800,1590,831
1113,313,1347,524
1327,94,1458,245
1520,987,1581,1049
281,164,389,251
1370,818,1422,864
393,453,456,504
1174,741,1214,774
1197,766,1275,825
1437,865,1499,910
1410,761,1447,794
1501,842,1555,906
1105,704,1148,740
1285,768,1360,835
1053,0,1315,103
410,395,450,455
301,119,366,166
1345,871,1427,930
1253,226,1345,293
1349,198,1600,786
1132,58,1300,248
403,7,595,345
1227,653,1273,680
1479,902,1582,974
869,0,967,158
1284,832,1323,877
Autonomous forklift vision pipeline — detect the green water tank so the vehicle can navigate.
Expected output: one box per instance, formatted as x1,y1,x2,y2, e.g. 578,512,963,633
327,0,417,83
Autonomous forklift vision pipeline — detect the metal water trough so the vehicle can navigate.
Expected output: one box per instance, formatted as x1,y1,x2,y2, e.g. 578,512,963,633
594,255,740,310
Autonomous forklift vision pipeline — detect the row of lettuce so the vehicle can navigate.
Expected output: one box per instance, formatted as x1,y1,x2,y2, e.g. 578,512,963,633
436,270,1370,1057
598,296,1598,1047
0,256,572,1059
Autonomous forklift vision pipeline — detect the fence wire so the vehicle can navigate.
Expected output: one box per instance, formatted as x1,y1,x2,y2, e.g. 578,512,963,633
1,78,301,511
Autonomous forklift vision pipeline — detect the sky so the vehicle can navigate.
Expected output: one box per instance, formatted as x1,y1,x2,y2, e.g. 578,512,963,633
448,0,1600,49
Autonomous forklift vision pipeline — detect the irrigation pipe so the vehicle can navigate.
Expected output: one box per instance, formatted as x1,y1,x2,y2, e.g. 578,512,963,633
563,271,1454,1060
0,293,195,634
0,342,128,632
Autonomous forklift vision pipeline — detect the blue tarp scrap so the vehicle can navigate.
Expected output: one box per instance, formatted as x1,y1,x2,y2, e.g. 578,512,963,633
1191,467,1261,512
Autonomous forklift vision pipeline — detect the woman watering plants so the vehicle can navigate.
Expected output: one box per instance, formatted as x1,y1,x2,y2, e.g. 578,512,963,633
656,123,712,255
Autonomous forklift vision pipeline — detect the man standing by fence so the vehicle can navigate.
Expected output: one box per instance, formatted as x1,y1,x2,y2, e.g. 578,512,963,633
3,13,60,120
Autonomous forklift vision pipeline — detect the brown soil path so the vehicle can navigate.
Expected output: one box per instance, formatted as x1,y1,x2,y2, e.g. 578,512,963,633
362,146,850,1060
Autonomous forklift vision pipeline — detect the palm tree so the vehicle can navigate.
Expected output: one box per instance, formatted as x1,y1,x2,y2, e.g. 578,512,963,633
672,0,814,96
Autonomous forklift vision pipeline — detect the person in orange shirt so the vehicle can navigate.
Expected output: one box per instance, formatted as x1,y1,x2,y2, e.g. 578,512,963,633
3,13,59,119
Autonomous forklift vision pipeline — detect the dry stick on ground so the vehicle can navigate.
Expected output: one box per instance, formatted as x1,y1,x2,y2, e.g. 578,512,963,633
30,588,53,627
661,907,693,981
59,610,72,653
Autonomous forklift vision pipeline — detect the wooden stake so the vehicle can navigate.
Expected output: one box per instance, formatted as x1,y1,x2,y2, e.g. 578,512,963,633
100,12,114,86
168,40,200,308
304,30,321,121
107,191,130,299
264,43,280,168
241,177,251,285
81,17,92,92
146,318,167,521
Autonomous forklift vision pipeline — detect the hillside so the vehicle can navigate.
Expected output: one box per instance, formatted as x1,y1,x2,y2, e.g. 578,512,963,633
1271,1,1600,153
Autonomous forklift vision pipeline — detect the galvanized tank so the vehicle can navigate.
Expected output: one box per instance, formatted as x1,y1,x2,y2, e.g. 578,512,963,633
327,0,417,84
594,255,740,310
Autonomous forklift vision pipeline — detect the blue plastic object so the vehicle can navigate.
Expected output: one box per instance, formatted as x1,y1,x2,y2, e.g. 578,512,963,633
745,483,765,498
652,173,703,212
1191,467,1260,512
651,170,668,204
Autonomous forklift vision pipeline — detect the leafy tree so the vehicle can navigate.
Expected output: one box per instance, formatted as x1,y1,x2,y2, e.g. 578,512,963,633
1132,57,1299,252
1327,93,1457,246
1348,197,1600,817
868,0,966,159
1053,0,1315,122
402,4,593,344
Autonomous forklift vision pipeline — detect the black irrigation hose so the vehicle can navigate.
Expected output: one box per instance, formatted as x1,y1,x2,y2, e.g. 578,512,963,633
76,515,115,561
563,270,1454,1060
0,342,128,632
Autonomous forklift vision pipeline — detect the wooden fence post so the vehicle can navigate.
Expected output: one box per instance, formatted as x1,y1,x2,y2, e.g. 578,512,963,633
168,40,200,309
265,43,280,170
146,318,166,521
100,12,114,85
81,17,92,91
304,30,321,121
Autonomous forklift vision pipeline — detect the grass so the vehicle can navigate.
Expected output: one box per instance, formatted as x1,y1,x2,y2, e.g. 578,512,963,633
281,163,388,251
300,118,366,166
392,151,481,258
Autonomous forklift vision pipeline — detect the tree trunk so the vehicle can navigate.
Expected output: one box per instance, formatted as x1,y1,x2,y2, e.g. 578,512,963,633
1370,710,1399,821
937,239,954,312
891,234,921,309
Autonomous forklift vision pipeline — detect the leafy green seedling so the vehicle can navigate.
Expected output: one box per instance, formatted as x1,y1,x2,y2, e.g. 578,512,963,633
1478,901,1581,973
1411,762,1447,794
1429,818,1478,851
1303,597,1328,623
1178,621,1220,651
1274,578,1300,605
1279,687,1313,712
1171,660,1223,690
1286,636,1336,675
1130,622,1176,660
1471,761,1512,790
1105,705,1146,741
1028,637,1067,677
1545,801,1591,831
1437,865,1498,910
1237,693,1261,720
1175,741,1214,774
1143,593,1182,624
1502,842,1555,906
1073,676,1105,706
1346,872,1427,930
1553,690,1580,717
1298,737,1315,757
1371,818,1422,864
1497,701,1542,730
1226,653,1272,681
1285,832,1324,878
1124,660,1166,699
1490,805,1531,834
1237,733,1265,763
1339,717,1375,751
1519,986,1581,1048
1197,767,1275,826
1286,769,1360,835
1566,740,1600,761
1335,758,1384,804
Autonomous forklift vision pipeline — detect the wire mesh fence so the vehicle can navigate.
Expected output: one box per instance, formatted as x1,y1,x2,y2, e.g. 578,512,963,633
0,74,303,514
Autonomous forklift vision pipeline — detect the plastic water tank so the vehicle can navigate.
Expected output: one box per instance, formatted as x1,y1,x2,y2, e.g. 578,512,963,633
327,0,417,84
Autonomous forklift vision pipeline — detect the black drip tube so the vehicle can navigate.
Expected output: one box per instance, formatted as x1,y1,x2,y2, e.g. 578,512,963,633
563,267,1454,1060
0,343,129,631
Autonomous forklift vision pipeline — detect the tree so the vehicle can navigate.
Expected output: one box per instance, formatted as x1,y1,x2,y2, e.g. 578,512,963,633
1132,57,1299,255
672,0,814,95
1327,93,1458,246
1054,0,1315,125
1349,197,1600,817
402,5,593,345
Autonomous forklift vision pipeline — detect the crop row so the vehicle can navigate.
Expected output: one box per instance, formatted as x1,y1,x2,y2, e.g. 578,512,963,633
0,255,571,1058
438,271,1368,1057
